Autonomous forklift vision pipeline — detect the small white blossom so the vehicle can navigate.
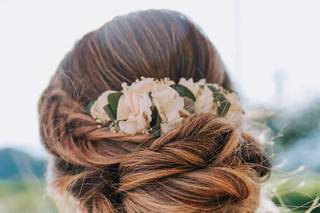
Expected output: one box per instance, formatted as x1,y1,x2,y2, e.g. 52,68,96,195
179,78,215,114
194,85,214,113
90,90,117,123
178,78,205,95
224,92,244,126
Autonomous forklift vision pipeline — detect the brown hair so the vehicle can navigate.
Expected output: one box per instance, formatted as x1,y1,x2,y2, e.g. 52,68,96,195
39,10,270,213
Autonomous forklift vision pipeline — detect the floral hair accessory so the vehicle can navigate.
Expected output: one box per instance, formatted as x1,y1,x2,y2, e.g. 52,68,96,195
87,77,244,136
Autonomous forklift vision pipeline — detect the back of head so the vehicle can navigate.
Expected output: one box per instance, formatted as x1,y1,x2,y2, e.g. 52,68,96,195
39,10,270,213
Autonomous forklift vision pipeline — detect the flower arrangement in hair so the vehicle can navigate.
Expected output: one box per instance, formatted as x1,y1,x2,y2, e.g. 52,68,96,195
89,77,244,136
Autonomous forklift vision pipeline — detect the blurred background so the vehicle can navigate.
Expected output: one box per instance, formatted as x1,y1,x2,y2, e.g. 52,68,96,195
0,0,319,212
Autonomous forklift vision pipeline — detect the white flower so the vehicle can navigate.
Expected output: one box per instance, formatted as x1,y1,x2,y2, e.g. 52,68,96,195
178,78,206,95
194,85,214,113
160,117,184,134
224,92,244,125
118,114,150,135
128,77,155,93
158,77,175,86
117,81,153,135
90,90,117,123
179,78,215,114
89,77,245,136
151,84,185,133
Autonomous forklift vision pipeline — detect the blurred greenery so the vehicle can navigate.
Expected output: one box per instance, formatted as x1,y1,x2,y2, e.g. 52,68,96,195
272,175,320,212
0,180,57,213
267,99,320,149
0,149,55,212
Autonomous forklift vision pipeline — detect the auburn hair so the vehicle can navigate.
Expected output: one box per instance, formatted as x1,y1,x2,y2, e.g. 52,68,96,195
39,10,270,213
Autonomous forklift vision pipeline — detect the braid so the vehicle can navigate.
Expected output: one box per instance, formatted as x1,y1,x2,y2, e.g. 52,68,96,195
39,88,153,166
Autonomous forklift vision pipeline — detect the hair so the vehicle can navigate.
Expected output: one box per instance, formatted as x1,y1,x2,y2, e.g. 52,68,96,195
39,10,271,213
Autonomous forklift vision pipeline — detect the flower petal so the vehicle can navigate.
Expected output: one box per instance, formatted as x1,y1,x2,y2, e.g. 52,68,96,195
118,120,138,135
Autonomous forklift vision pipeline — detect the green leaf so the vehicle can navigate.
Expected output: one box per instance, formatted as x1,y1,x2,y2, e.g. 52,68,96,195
216,94,231,117
208,85,231,117
207,84,219,93
170,84,196,101
149,107,162,137
103,104,116,121
107,92,123,117
150,107,161,128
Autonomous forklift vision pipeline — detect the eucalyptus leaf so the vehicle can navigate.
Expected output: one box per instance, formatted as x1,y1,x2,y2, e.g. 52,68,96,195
170,84,196,101
107,92,123,117
216,94,231,117
208,85,231,117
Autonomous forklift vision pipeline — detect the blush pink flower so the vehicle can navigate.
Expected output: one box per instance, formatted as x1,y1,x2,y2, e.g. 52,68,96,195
151,84,185,134
117,80,153,134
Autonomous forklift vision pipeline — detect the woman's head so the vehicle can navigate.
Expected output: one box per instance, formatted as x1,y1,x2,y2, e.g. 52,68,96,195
39,10,270,212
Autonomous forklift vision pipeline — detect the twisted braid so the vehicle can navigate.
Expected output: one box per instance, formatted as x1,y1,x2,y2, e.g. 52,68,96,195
116,114,270,212
40,90,270,212
40,88,152,167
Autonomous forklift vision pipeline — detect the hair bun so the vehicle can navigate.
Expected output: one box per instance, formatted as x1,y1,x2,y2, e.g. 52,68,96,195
39,9,271,212
47,112,270,212
116,113,270,212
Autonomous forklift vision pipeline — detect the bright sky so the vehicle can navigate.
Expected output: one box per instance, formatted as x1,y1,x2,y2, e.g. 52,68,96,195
0,0,319,156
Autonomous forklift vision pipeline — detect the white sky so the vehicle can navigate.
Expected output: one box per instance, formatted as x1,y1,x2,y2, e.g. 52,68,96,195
0,0,319,156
